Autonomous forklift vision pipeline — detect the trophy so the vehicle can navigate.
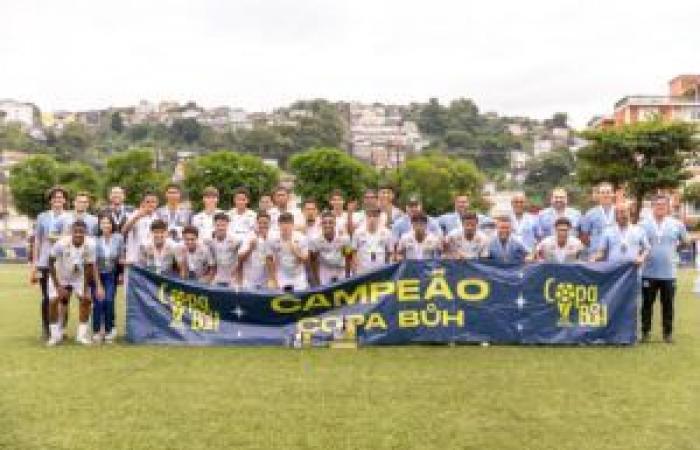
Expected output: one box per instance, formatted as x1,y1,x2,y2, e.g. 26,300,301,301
330,316,358,349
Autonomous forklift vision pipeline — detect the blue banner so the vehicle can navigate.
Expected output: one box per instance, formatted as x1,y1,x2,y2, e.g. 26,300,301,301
126,261,639,346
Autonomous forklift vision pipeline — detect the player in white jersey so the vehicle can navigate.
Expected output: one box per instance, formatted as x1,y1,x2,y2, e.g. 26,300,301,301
191,186,221,241
156,183,192,244
301,198,322,239
396,214,443,260
269,186,304,231
328,190,349,236
535,217,585,263
181,225,214,283
122,191,159,265
266,212,310,291
228,187,257,239
137,220,181,274
309,212,353,285
444,212,489,259
351,207,394,274
46,220,102,346
238,212,273,290
205,212,243,287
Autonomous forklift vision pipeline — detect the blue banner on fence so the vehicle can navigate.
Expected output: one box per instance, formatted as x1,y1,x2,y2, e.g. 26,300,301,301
126,260,639,346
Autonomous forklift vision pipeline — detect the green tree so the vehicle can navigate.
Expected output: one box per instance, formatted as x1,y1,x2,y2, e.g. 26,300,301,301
387,151,485,215
56,161,100,203
110,112,124,134
578,120,698,211
8,155,60,218
183,150,279,211
52,122,92,162
417,98,449,136
170,118,203,145
523,147,580,207
103,148,169,206
289,148,377,207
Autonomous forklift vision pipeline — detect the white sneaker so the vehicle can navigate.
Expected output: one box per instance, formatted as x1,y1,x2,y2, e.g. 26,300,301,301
76,335,92,345
92,334,103,344
106,328,117,341
46,336,62,347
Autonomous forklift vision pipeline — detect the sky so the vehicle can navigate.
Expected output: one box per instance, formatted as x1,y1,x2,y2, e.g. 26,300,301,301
1,0,699,128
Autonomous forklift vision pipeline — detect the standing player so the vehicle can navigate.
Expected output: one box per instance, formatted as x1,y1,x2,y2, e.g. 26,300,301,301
46,221,102,346
309,212,353,285
206,212,242,287
592,203,649,266
391,196,442,241
31,186,72,340
156,183,192,243
537,188,581,239
238,213,273,290
191,186,221,241
396,214,443,260
378,184,404,229
444,212,489,259
122,191,159,269
328,190,349,236
438,193,493,235
101,186,133,233
487,216,531,263
266,212,309,291
509,192,539,252
269,186,304,229
138,220,180,275
66,191,99,237
91,215,124,344
639,195,688,343
181,225,215,283
351,208,394,274
301,198,321,239
580,182,616,256
535,218,584,263
228,187,257,239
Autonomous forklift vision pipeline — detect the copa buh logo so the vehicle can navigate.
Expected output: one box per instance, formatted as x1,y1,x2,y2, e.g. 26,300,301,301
543,278,608,327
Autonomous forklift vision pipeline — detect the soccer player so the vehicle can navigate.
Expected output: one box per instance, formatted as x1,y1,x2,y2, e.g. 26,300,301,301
258,193,274,215
238,213,273,290
138,220,180,275
228,187,257,239
191,186,221,240
122,191,159,268
391,195,442,241
378,184,404,228
269,186,304,229
31,186,72,340
396,213,443,260
580,182,616,256
301,198,321,239
156,183,192,243
266,212,309,291
639,195,689,343
535,218,584,263
509,192,538,251
537,187,581,239
351,207,394,274
309,212,353,285
181,225,215,283
487,216,531,263
66,191,99,236
592,203,649,266
46,220,102,346
438,193,493,235
101,186,133,233
329,189,349,235
205,212,242,287
91,215,124,344
444,212,489,259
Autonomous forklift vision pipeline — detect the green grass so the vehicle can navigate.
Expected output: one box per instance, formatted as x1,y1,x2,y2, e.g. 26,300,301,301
1,265,699,450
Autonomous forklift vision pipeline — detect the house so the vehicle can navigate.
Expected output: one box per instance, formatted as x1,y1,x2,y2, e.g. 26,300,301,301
0,99,35,129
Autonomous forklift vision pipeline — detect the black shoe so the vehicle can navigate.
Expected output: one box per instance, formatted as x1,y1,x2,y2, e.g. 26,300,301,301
663,334,674,344
640,333,651,343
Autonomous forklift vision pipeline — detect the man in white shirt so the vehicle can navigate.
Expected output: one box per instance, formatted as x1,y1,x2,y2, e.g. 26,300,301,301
65,191,99,237
445,212,489,259
137,220,180,275
238,212,273,290
156,184,192,244
309,212,353,286
191,186,221,241
396,214,443,260
269,186,304,230
535,218,585,263
266,212,309,291
228,187,257,239
301,198,322,240
329,189,350,236
537,187,582,240
592,203,649,266
181,225,214,283
47,220,102,346
351,207,394,274
122,191,159,266
378,184,405,229
205,212,243,287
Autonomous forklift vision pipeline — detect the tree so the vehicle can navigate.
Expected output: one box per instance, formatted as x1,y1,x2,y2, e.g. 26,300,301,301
387,151,485,215
170,118,203,145
578,120,698,211
103,148,169,206
56,161,100,202
417,98,448,136
289,148,377,207
523,147,580,207
183,150,279,211
110,112,124,134
8,155,60,218
52,122,92,162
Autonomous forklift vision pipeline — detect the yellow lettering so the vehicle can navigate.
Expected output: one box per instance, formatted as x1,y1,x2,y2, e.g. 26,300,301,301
396,279,420,302
364,313,387,330
456,279,489,301
333,285,368,307
425,276,454,301
271,295,301,313
370,281,395,302
399,310,420,328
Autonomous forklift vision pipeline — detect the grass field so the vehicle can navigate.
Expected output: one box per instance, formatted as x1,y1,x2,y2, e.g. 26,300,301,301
1,264,699,450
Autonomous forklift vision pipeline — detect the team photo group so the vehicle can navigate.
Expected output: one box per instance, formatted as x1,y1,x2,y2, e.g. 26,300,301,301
29,180,688,347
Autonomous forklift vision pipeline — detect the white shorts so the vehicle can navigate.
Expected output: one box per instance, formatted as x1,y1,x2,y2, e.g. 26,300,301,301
48,277,86,300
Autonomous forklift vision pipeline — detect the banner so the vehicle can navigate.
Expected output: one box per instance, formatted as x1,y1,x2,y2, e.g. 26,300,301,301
126,260,639,346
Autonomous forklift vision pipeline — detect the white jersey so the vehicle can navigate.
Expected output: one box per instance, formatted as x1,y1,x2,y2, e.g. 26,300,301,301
268,207,304,232
228,209,257,238
191,209,221,241
183,243,214,282
138,241,180,274
301,219,322,240
266,231,309,290
536,236,584,263
124,211,157,264
309,233,352,285
352,227,393,273
445,229,489,259
238,232,271,289
398,230,442,260
49,237,96,297
205,234,243,286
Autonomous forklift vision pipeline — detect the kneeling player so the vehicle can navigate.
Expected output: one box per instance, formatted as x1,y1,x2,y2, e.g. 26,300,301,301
181,225,214,283
444,212,489,259
47,220,103,346
396,214,442,260
351,207,393,274
309,212,353,285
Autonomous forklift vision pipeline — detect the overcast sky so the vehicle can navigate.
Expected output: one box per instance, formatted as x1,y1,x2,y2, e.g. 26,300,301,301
2,0,699,127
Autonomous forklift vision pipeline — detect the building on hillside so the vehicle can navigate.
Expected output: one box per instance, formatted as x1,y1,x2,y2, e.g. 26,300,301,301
0,151,31,241
0,100,36,129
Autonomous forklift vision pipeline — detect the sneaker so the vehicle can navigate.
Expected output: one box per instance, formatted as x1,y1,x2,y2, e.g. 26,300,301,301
92,334,103,344
76,335,92,346
106,328,117,341
46,336,62,347
663,334,674,344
